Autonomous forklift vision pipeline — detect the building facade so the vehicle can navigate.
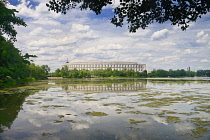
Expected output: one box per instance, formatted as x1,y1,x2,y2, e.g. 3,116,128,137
62,62,146,72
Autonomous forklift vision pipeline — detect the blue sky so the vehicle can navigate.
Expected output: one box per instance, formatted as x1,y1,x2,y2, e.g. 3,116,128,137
8,0,210,71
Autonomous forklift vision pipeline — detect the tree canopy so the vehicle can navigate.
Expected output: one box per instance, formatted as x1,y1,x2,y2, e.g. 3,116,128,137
47,0,210,32
0,0,27,41
0,1,47,88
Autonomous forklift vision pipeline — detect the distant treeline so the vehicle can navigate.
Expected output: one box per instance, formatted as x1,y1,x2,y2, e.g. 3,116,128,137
51,66,210,78
148,69,210,77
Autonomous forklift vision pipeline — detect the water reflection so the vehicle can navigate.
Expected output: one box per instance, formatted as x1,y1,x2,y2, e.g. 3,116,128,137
0,79,210,140
64,81,147,92
0,86,47,135
0,93,26,133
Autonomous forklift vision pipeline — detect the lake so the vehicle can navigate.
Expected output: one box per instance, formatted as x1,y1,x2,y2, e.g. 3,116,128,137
0,78,210,140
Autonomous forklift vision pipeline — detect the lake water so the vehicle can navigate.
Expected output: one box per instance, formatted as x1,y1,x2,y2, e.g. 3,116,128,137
0,78,210,140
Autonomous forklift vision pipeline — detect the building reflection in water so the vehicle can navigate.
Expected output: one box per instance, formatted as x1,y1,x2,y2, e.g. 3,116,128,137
64,81,147,93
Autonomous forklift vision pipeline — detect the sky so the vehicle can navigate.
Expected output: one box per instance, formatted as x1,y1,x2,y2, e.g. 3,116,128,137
7,0,210,72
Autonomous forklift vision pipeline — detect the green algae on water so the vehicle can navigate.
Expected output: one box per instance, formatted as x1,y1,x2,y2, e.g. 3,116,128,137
54,120,63,123
127,126,141,130
129,119,147,124
85,111,108,116
66,120,76,123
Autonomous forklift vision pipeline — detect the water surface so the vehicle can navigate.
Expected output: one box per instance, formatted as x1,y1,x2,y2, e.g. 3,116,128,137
0,78,210,140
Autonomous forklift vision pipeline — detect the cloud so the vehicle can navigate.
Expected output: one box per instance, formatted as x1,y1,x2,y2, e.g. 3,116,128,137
151,29,169,40
29,27,44,36
160,41,176,46
97,44,123,50
31,18,61,26
70,24,100,39
28,36,77,47
200,59,210,62
8,0,61,19
143,53,152,57
125,29,151,37
196,31,205,37
29,27,62,36
71,24,90,32
8,0,210,71
183,49,198,54
153,55,180,63
196,33,209,43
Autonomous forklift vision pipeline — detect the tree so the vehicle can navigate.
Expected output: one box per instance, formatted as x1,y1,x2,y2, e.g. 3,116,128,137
0,1,39,87
139,70,147,77
186,71,195,77
52,68,61,77
41,65,51,75
0,37,30,83
60,65,69,77
46,0,210,32
29,63,47,80
196,70,210,77
0,0,27,41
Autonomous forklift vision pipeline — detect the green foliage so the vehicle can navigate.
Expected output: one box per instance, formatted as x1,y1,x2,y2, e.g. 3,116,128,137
54,67,210,78
147,69,204,77
60,65,69,77
0,87,34,133
41,65,51,75
149,69,169,77
0,36,29,85
0,36,42,88
196,70,210,77
54,67,147,78
0,36,47,87
0,1,48,88
46,0,210,32
29,64,48,80
0,1,27,41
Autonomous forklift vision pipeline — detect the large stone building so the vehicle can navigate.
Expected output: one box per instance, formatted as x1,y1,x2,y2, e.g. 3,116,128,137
62,62,146,72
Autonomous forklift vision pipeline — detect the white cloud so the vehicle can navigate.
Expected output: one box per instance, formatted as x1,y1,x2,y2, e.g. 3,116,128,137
29,27,62,36
31,18,61,26
196,33,209,43
9,0,61,19
8,0,210,71
70,24,100,39
97,44,123,50
160,41,176,46
183,49,198,54
200,59,209,62
28,36,77,47
29,27,44,36
143,53,152,57
153,55,180,63
58,54,72,62
48,29,63,34
151,29,169,40
71,24,90,32
125,29,151,37
196,31,205,37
